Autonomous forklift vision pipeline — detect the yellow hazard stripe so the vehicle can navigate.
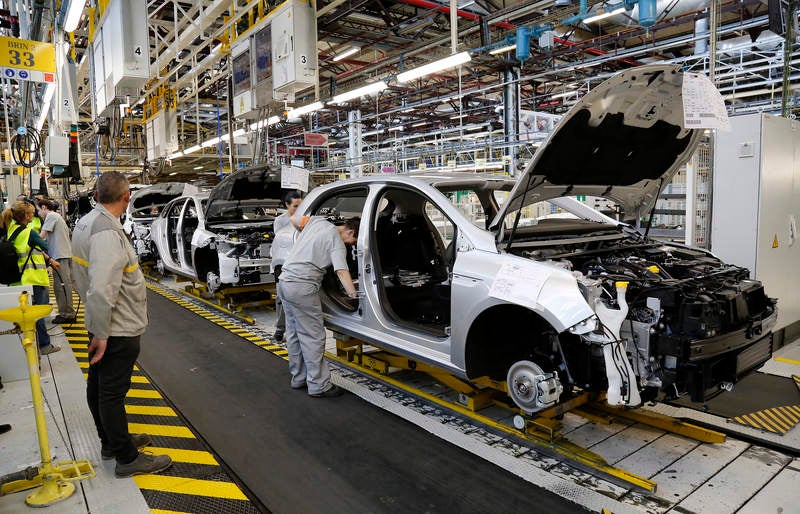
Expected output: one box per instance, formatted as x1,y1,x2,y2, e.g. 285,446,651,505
133,476,247,500
151,510,191,514
147,447,218,466
127,423,194,439
125,405,177,417
776,357,800,366
131,376,150,384
126,389,162,399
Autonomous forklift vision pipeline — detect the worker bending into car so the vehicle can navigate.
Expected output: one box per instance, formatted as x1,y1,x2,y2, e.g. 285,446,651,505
278,215,360,398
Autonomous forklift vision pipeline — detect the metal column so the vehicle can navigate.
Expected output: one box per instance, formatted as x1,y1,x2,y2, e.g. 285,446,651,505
503,67,520,177
348,110,363,178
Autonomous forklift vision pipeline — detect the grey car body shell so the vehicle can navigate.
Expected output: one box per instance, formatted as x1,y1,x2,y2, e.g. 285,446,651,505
299,64,705,380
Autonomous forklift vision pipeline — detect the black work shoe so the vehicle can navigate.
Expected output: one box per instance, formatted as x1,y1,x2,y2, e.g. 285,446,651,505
102,433,153,460
273,330,285,342
0,424,10,435
309,385,344,398
115,452,172,478
53,315,77,324
291,382,307,390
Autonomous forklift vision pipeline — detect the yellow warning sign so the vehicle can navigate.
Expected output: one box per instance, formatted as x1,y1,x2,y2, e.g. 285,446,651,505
773,235,779,248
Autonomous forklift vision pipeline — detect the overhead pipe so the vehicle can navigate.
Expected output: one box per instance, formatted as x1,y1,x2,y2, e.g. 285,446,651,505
394,0,516,30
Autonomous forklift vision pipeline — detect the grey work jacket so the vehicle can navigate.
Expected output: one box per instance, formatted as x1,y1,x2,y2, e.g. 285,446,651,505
71,204,148,339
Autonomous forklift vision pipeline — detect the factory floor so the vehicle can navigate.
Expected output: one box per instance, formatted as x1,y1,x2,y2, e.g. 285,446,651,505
1,281,799,513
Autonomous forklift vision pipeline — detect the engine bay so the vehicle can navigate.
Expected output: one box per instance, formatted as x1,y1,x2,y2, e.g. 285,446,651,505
508,226,776,402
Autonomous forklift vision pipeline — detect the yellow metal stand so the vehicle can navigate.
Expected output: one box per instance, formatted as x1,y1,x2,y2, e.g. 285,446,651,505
331,336,730,493
179,280,276,324
0,292,95,507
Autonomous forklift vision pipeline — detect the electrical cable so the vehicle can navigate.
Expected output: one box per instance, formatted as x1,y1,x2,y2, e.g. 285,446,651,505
11,126,42,168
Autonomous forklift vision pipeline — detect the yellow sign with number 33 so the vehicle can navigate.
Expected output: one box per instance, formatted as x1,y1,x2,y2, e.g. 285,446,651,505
0,36,55,73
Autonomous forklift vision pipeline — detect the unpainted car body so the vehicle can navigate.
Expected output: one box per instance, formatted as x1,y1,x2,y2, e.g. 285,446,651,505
150,167,283,291
123,182,189,262
298,65,777,413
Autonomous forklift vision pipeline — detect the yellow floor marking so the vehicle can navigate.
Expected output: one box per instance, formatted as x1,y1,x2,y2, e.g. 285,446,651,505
127,423,194,439
134,476,247,500
147,447,218,466
125,405,178,417
776,357,800,366
126,389,162,399
151,509,191,514
131,376,150,384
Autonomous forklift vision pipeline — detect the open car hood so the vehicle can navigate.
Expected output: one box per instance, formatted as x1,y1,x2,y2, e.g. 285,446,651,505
129,182,188,219
489,64,703,233
205,165,283,215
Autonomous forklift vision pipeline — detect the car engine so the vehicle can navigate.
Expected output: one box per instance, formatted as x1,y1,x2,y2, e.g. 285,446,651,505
512,228,776,403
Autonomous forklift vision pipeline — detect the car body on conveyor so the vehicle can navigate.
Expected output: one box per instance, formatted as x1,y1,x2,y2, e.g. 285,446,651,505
150,166,283,291
123,182,191,262
298,64,777,413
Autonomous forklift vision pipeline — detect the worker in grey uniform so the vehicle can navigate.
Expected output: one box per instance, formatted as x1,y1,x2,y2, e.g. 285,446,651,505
278,215,360,397
72,171,172,478
269,190,302,342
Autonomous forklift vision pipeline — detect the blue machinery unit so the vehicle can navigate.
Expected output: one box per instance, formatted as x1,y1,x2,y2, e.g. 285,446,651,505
490,0,660,61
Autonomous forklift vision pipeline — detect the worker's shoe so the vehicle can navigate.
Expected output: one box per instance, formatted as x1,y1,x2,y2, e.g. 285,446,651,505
39,344,61,356
115,452,172,478
273,329,285,342
53,315,77,324
102,433,153,460
291,382,307,390
310,385,344,398
0,424,11,435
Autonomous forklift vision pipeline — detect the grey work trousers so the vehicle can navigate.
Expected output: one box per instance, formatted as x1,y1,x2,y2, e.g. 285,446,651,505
53,258,75,317
273,265,285,333
277,280,331,395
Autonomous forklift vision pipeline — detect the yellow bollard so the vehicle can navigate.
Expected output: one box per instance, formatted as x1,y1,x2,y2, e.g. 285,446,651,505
0,292,95,507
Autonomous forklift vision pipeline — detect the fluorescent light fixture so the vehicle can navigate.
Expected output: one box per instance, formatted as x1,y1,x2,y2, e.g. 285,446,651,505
583,6,625,24
401,107,415,113
169,172,177,176
35,83,56,132
193,166,203,170
411,122,427,128
168,151,184,159
332,47,359,62
330,81,387,104
388,125,404,132
212,44,223,54
63,0,86,32
184,145,202,155
396,51,471,83
489,44,516,55
286,101,324,118
550,90,578,99
450,113,467,119
267,115,280,125
36,84,56,127
362,129,384,136
202,137,221,147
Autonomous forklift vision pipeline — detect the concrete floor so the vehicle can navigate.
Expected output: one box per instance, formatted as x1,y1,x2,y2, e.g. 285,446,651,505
0,323,150,513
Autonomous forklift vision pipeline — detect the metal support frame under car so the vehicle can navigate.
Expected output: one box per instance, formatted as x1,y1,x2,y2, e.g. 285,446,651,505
329,335,727,493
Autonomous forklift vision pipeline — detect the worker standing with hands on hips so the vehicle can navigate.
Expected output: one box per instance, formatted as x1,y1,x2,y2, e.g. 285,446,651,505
278,215,360,397
269,190,303,342
71,171,172,478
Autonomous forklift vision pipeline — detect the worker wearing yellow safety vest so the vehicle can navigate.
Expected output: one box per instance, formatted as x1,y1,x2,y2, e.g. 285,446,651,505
1,201,62,355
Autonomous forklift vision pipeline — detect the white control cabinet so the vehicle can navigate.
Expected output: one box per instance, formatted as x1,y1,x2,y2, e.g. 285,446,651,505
90,0,150,119
145,109,178,160
712,113,800,330
271,0,318,102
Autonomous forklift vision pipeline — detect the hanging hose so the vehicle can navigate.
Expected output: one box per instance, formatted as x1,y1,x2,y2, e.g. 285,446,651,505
11,126,41,168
